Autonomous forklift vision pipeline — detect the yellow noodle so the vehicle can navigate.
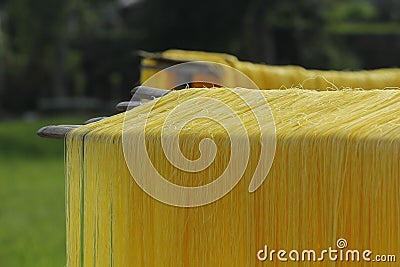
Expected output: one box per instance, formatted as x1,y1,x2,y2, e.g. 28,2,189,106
65,136,83,267
140,49,400,90
66,88,400,266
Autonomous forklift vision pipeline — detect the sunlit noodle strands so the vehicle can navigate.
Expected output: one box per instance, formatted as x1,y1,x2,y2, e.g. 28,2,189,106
141,49,400,90
66,87,400,266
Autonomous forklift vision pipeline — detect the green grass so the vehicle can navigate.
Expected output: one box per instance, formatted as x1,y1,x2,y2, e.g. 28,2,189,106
0,117,84,267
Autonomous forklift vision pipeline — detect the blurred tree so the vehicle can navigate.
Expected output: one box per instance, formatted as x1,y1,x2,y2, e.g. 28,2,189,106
2,0,70,110
240,0,276,63
0,5,5,114
375,0,400,22
239,0,343,67
0,0,399,114
120,0,249,53
1,0,128,112
326,1,378,22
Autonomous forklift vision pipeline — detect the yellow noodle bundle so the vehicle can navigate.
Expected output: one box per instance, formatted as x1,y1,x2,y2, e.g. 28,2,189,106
140,49,400,90
66,87,400,267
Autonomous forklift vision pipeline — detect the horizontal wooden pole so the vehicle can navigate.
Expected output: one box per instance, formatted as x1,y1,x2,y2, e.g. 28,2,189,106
36,125,81,139
38,87,172,139
131,86,171,99
84,117,106,124
115,100,142,111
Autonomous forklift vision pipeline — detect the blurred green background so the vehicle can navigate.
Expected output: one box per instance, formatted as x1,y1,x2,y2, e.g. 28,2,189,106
0,117,82,266
0,0,399,266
